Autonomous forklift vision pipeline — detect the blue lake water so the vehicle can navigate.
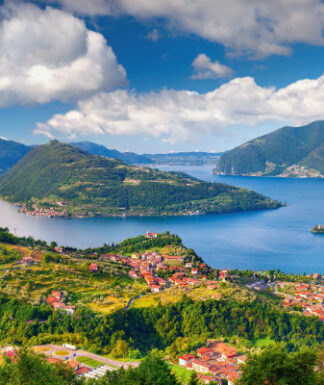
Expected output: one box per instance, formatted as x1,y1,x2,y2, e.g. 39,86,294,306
0,164,323,274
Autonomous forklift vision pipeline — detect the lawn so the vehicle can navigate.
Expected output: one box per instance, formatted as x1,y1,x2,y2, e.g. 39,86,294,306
76,356,103,368
54,350,70,357
254,336,276,348
167,363,192,384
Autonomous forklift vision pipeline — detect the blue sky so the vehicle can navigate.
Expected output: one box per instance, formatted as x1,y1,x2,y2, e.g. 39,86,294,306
1,0,324,153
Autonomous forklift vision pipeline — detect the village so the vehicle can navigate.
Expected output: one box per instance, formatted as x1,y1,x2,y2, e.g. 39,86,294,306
98,232,227,294
275,280,324,321
178,341,246,385
20,202,67,218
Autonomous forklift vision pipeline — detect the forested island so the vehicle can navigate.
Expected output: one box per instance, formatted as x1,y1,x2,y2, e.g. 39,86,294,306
0,140,281,218
311,225,324,234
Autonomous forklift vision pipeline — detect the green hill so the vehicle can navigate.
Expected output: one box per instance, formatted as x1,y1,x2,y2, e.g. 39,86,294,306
214,121,324,177
0,140,280,217
0,138,31,175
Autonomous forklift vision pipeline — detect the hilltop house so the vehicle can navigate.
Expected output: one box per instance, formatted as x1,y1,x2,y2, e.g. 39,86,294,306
145,232,158,238
88,263,98,272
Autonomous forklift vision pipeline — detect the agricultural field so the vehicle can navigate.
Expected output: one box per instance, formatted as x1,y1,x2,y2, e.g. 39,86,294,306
0,243,147,314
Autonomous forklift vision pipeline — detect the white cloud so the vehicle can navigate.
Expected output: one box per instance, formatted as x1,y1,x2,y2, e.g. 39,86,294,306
51,0,324,57
0,1,126,106
34,73,324,143
191,54,233,79
146,28,160,42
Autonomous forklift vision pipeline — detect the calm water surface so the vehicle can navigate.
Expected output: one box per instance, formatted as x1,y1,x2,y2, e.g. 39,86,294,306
0,164,323,274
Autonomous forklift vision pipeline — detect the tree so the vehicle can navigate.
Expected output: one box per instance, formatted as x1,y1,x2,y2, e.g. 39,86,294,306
188,372,200,385
101,354,179,385
238,344,319,385
50,241,58,250
0,349,83,385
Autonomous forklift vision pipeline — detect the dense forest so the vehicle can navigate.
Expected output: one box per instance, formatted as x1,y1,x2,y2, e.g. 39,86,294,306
0,295,322,356
0,140,281,217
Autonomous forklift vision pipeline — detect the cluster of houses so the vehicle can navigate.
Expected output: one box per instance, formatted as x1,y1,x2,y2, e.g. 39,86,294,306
275,280,324,322
99,244,230,293
20,203,67,218
178,342,246,384
47,290,76,315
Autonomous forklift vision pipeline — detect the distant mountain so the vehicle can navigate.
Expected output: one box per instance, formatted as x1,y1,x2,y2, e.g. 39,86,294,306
145,151,223,165
0,139,32,175
0,140,281,218
214,121,324,177
71,141,153,164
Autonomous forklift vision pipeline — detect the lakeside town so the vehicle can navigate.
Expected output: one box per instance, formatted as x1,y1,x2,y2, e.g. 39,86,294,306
28,232,323,325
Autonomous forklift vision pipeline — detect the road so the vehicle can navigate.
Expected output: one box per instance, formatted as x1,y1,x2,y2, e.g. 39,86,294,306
33,344,140,369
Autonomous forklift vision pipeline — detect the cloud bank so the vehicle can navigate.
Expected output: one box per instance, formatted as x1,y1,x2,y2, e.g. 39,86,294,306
52,0,324,57
0,2,126,106
35,74,324,142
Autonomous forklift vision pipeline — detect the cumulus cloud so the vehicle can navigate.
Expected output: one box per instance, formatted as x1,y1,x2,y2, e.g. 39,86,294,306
0,1,126,106
34,74,324,143
50,0,324,57
191,54,233,79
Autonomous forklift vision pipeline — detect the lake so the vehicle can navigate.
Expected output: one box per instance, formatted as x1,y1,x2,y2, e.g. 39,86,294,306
0,164,323,274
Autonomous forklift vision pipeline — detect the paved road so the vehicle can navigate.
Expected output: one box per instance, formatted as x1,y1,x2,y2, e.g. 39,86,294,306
33,344,140,369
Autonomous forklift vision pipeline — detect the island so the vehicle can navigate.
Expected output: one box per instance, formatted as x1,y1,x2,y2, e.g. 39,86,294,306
0,140,282,218
311,225,324,234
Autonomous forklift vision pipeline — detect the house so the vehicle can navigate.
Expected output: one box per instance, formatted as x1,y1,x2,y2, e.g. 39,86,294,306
21,256,34,265
53,302,76,315
191,359,216,374
197,374,220,384
145,232,158,238
208,342,238,359
191,268,199,275
149,284,162,293
47,296,59,306
76,367,90,376
178,354,195,367
51,290,63,300
88,263,98,272
236,355,247,364
197,347,214,358
128,270,139,279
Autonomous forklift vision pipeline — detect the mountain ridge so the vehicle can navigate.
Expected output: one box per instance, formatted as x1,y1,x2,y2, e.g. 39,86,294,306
214,121,324,177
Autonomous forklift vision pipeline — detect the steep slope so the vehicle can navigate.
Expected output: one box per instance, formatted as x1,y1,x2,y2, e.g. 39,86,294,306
0,140,281,217
0,139,32,175
214,121,324,177
71,141,153,164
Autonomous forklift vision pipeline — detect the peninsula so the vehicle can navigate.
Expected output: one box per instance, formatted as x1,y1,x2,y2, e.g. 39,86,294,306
0,140,281,218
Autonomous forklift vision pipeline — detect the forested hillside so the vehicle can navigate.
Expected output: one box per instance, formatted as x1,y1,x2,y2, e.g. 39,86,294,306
215,120,324,177
0,140,281,217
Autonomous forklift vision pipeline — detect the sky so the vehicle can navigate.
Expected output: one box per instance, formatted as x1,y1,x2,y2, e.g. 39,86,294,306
1,1,324,153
